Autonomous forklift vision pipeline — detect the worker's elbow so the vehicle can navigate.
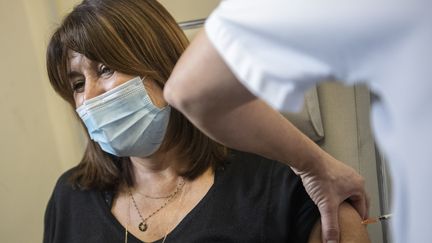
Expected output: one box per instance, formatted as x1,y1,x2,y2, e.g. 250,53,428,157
163,77,196,114
163,79,180,108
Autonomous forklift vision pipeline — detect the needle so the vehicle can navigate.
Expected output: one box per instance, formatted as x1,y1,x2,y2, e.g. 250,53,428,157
361,214,392,225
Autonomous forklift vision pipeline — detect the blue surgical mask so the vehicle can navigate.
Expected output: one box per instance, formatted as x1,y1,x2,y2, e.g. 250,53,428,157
76,76,170,157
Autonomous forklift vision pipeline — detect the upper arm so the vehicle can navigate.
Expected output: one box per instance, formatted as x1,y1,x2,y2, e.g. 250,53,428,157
307,202,370,243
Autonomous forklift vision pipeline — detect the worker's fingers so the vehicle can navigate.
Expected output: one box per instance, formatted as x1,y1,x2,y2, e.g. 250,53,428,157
319,202,340,243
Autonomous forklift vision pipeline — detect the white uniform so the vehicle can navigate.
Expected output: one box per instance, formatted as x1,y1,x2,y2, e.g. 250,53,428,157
205,1,432,242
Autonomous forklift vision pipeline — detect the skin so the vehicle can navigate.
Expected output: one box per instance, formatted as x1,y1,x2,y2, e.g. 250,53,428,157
164,30,369,243
309,203,370,243
68,50,369,242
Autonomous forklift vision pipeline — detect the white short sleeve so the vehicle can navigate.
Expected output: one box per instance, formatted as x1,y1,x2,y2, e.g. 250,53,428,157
205,0,418,112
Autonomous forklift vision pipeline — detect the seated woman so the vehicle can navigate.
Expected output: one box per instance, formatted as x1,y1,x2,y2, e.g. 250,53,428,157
43,0,370,242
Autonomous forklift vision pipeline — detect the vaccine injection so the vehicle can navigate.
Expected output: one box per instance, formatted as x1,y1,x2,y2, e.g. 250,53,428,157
361,214,392,225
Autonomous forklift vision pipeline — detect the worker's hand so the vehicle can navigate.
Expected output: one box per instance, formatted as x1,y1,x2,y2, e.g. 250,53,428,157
294,155,369,243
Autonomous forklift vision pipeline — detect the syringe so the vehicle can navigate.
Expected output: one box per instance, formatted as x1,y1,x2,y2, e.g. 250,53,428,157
361,214,392,225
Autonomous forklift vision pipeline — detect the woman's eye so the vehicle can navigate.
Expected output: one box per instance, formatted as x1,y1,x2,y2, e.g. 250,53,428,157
98,64,113,76
72,80,85,93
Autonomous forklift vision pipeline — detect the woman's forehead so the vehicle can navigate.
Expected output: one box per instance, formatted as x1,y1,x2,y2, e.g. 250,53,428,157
67,50,93,70
68,50,105,67
68,50,80,58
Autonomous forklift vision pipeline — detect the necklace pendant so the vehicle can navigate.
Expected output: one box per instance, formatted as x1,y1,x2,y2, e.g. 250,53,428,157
138,222,148,232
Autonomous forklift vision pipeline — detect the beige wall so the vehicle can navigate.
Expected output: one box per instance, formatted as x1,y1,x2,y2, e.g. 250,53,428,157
1,1,67,243
0,0,85,242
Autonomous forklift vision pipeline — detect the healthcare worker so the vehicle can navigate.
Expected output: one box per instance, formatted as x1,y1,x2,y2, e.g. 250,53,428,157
164,1,432,243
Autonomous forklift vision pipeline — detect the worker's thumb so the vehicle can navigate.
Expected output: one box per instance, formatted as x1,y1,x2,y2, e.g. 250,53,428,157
319,204,340,243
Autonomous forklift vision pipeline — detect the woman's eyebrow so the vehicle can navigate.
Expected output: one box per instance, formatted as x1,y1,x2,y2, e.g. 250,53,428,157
67,71,83,81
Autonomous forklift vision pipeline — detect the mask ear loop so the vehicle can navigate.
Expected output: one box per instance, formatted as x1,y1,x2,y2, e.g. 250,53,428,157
77,94,86,111
78,94,87,109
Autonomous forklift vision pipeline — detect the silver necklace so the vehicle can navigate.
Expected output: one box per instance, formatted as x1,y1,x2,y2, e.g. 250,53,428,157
128,178,185,232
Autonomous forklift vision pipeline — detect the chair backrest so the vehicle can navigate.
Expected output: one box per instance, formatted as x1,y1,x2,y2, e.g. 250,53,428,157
281,85,324,142
314,82,386,243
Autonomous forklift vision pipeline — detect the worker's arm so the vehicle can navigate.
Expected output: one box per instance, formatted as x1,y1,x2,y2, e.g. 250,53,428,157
164,30,368,243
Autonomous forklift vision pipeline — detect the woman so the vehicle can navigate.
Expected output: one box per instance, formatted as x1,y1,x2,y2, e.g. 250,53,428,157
43,0,370,242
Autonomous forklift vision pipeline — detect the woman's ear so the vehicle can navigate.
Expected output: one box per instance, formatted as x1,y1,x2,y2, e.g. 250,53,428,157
144,79,168,108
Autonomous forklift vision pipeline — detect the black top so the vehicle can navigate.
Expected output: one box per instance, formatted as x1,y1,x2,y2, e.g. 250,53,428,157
43,151,319,243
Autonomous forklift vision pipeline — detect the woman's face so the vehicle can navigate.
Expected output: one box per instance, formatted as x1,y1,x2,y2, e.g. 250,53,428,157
68,51,167,108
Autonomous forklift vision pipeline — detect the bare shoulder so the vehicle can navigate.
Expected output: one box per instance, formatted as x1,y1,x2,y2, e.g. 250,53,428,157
308,202,371,243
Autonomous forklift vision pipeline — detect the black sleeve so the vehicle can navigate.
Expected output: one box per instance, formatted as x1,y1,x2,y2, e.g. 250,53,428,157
290,182,320,243
41,168,127,243
266,161,320,243
42,169,75,243
43,194,56,243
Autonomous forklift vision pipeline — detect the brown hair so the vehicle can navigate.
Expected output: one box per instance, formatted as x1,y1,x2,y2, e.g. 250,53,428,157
46,0,227,190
